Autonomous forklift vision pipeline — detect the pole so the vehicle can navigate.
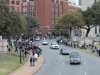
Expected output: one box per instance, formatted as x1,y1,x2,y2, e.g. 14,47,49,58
18,40,22,64
84,36,85,49
20,47,22,64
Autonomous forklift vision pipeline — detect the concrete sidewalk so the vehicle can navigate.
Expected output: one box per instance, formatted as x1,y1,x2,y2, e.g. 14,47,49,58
9,55,44,75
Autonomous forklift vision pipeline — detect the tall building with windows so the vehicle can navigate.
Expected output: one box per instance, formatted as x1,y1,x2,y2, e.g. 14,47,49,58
8,0,69,36
8,0,22,14
51,0,68,27
22,0,35,16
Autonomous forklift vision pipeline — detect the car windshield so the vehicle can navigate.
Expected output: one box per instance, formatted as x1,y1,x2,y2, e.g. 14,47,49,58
43,40,47,42
62,49,68,52
52,42,57,45
71,54,80,58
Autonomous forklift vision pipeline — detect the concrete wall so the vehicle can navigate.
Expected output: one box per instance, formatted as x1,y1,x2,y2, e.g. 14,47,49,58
0,39,8,53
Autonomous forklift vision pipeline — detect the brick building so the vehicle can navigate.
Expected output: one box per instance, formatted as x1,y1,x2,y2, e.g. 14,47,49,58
8,0,69,36
52,0,69,28
8,0,22,14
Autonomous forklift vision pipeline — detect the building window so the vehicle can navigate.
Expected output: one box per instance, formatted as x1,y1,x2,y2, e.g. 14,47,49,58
23,2,27,6
11,0,15,4
95,26,97,34
29,1,35,5
23,7,27,12
16,1,19,5
30,13,35,16
30,7,34,11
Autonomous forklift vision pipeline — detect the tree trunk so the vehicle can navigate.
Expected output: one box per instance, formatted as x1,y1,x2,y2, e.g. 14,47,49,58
86,28,90,37
70,27,72,40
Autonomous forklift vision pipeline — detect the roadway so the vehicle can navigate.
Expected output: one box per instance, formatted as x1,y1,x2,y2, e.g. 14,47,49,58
33,39,100,75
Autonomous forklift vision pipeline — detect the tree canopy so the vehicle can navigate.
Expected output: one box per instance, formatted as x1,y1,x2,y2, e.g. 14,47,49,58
56,11,85,37
81,1,100,37
0,0,40,38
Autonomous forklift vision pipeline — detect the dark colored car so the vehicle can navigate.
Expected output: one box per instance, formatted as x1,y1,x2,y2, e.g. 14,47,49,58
60,48,70,55
70,52,81,64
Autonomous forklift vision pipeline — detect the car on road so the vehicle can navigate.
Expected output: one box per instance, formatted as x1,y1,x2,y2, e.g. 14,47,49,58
60,48,70,55
34,37,40,41
70,52,81,64
42,40,48,45
50,42,59,49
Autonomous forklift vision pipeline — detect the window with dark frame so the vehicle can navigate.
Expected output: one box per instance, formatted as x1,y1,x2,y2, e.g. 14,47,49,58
11,0,15,4
16,1,19,5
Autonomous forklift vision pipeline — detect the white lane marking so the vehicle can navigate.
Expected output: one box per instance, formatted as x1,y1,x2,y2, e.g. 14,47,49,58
85,72,87,75
59,72,62,75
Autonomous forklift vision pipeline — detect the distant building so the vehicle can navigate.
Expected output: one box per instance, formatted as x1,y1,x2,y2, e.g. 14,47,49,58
8,0,22,14
51,0,69,28
22,0,35,16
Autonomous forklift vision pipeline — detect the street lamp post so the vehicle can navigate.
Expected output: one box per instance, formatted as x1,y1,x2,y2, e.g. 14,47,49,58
83,31,85,49
18,38,22,64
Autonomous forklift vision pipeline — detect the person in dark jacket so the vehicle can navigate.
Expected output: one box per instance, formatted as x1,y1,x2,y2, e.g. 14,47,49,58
30,57,33,66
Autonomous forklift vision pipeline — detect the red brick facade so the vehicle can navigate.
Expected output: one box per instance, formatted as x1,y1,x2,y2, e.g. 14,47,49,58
35,0,52,29
8,0,22,14
8,0,69,36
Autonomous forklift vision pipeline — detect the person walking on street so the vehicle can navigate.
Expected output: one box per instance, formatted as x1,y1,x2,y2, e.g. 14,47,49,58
98,49,100,56
30,57,33,66
34,53,38,62
32,55,35,66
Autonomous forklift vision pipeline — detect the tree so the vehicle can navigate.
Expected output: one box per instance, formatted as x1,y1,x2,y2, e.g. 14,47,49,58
81,7,96,37
19,15,30,36
26,16,40,30
81,1,100,37
0,1,22,38
56,11,85,38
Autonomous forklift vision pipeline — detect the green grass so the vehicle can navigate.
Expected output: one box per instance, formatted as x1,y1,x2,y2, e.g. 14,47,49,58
0,52,28,75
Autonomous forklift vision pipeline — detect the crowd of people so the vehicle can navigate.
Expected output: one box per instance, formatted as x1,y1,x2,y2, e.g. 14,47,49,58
7,36,42,66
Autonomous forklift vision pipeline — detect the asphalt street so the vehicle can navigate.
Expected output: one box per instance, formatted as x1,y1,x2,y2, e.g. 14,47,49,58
33,39,100,75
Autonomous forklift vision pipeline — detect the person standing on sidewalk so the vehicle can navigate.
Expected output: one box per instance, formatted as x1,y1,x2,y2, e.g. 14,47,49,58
34,53,38,62
30,57,33,66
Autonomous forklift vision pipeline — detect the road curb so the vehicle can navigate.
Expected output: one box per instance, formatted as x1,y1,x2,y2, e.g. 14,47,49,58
8,55,45,75
32,54,45,75
8,57,29,75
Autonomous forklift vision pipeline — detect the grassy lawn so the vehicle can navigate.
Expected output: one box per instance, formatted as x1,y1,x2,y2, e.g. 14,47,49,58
0,52,28,75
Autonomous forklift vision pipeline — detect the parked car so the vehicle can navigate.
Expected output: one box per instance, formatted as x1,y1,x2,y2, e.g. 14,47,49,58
60,48,70,55
42,40,48,45
70,52,81,64
50,42,59,49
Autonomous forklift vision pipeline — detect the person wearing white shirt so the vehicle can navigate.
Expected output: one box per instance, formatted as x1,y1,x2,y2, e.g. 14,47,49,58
34,53,38,62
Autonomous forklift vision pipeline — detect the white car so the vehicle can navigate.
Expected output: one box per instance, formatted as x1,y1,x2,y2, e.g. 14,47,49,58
42,40,48,45
50,42,59,49
34,37,40,41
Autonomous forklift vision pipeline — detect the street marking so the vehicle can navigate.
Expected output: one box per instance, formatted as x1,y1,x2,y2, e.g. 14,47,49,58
59,72,61,75
85,72,87,75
